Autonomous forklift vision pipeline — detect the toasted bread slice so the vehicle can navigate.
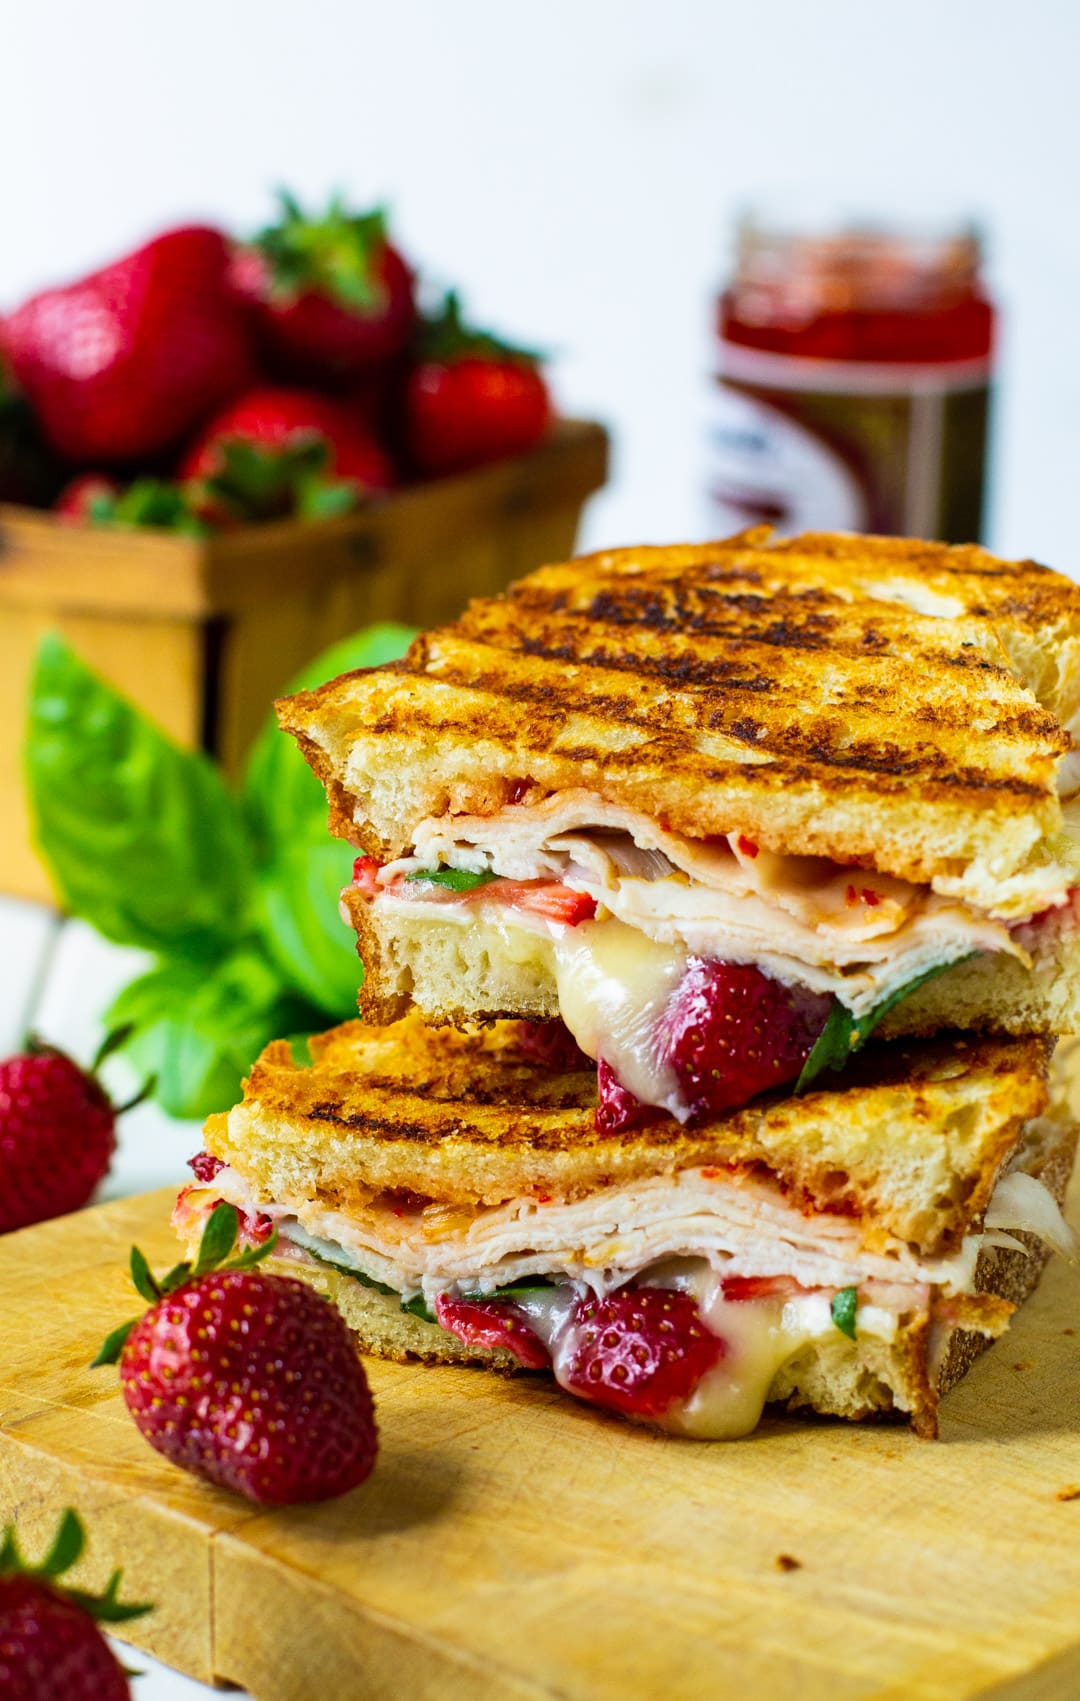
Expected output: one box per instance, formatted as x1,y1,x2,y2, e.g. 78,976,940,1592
205,1012,1052,1259
279,531,1080,903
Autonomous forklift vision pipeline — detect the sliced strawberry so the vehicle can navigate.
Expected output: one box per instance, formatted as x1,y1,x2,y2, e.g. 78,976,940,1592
434,1294,550,1369
351,855,383,898
657,957,831,1120
720,1273,804,1303
188,1151,225,1183
514,1020,591,1073
595,1059,662,1135
54,474,120,523
562,1287,724,1419
485,880,596,926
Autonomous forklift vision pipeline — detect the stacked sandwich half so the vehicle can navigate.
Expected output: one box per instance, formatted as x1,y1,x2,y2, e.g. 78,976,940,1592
177,530,1080,1439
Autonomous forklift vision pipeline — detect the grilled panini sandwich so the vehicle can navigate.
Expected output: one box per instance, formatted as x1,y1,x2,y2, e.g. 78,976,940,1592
279,531,1080,1124
176,1014,1077,1440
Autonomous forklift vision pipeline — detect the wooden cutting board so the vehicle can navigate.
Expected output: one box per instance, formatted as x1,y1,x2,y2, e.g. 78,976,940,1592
1,1186,1078,1701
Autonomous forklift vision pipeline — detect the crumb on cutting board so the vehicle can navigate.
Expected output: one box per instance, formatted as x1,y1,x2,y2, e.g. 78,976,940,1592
1055,1485,1080,1503
775,1553,802,1572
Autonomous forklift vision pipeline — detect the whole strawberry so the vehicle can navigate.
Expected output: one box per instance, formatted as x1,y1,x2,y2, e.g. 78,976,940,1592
0,352,64,507
231,192,415,384
405,291,552,476
95,1203,378,1504
0,1031,145,1236
179,385,394,525
562,1287,724,1420
1,225,253,464
0,1509,150,1700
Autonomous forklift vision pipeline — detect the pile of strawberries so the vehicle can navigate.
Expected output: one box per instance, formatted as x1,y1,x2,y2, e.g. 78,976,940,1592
0,192,553,532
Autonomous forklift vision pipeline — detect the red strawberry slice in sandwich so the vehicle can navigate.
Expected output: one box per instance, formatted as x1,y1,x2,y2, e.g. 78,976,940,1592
561,1287,724,1419
434,1294,550,1369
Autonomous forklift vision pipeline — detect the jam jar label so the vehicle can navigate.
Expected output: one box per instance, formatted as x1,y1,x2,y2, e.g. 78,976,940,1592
706,342,992,543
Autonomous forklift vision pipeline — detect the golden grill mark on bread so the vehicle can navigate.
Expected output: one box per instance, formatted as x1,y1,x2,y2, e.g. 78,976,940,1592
278,531,1080,892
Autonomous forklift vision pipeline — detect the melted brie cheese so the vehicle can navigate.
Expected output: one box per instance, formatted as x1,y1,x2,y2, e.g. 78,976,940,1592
550,921,687,1116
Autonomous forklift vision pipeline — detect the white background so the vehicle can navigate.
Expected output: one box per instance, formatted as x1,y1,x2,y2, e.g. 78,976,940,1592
3,7,1080,1694
4,0,1080,569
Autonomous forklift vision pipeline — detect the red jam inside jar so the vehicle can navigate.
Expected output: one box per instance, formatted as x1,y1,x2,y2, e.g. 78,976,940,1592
708,209,996,541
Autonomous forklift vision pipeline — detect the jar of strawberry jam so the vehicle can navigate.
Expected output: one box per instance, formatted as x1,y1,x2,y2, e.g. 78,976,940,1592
707,206,996,542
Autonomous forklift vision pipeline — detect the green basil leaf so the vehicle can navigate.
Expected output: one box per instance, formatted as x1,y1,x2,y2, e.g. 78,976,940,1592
461,1276,556,1302
400,1293,437,1324
253,837,363,1016
105,945,325,1120
25,635,253,959
299,1242,396,1294
244,624,417,1013
797,953,979,1092
831,1287,858,1340
404,867,498,893
796,1001,858,1091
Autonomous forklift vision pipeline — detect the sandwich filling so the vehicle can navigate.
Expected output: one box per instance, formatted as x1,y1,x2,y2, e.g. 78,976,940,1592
349,789,1079,1120
175,1125,1074,1441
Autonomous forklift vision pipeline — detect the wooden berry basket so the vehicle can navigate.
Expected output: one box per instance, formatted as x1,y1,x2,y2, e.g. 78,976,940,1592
0,419,608,905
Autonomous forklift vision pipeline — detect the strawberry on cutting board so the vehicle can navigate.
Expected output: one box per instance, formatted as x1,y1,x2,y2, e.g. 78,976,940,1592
231,191,416,384
0,1509,150,1700
405,290,552,475
1,226,253,464
0,1030,149,1236
95,1202,378,1504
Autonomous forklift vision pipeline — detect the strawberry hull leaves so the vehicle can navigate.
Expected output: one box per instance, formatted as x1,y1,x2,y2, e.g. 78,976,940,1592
0,1509,151,1700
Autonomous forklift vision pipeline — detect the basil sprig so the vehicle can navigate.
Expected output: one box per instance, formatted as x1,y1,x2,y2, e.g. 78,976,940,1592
404,867,498,893
25,625,417,1119
796,955,977,1092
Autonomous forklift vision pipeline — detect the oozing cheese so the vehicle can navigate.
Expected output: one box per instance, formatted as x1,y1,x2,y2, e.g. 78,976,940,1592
550,921,687,1116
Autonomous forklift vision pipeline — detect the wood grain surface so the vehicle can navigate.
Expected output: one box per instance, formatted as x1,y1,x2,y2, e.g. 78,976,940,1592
1,1182,1078,1700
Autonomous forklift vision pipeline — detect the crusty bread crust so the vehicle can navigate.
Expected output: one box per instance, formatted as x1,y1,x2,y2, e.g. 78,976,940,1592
278,531,1080,894
208,1014,1052,1259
